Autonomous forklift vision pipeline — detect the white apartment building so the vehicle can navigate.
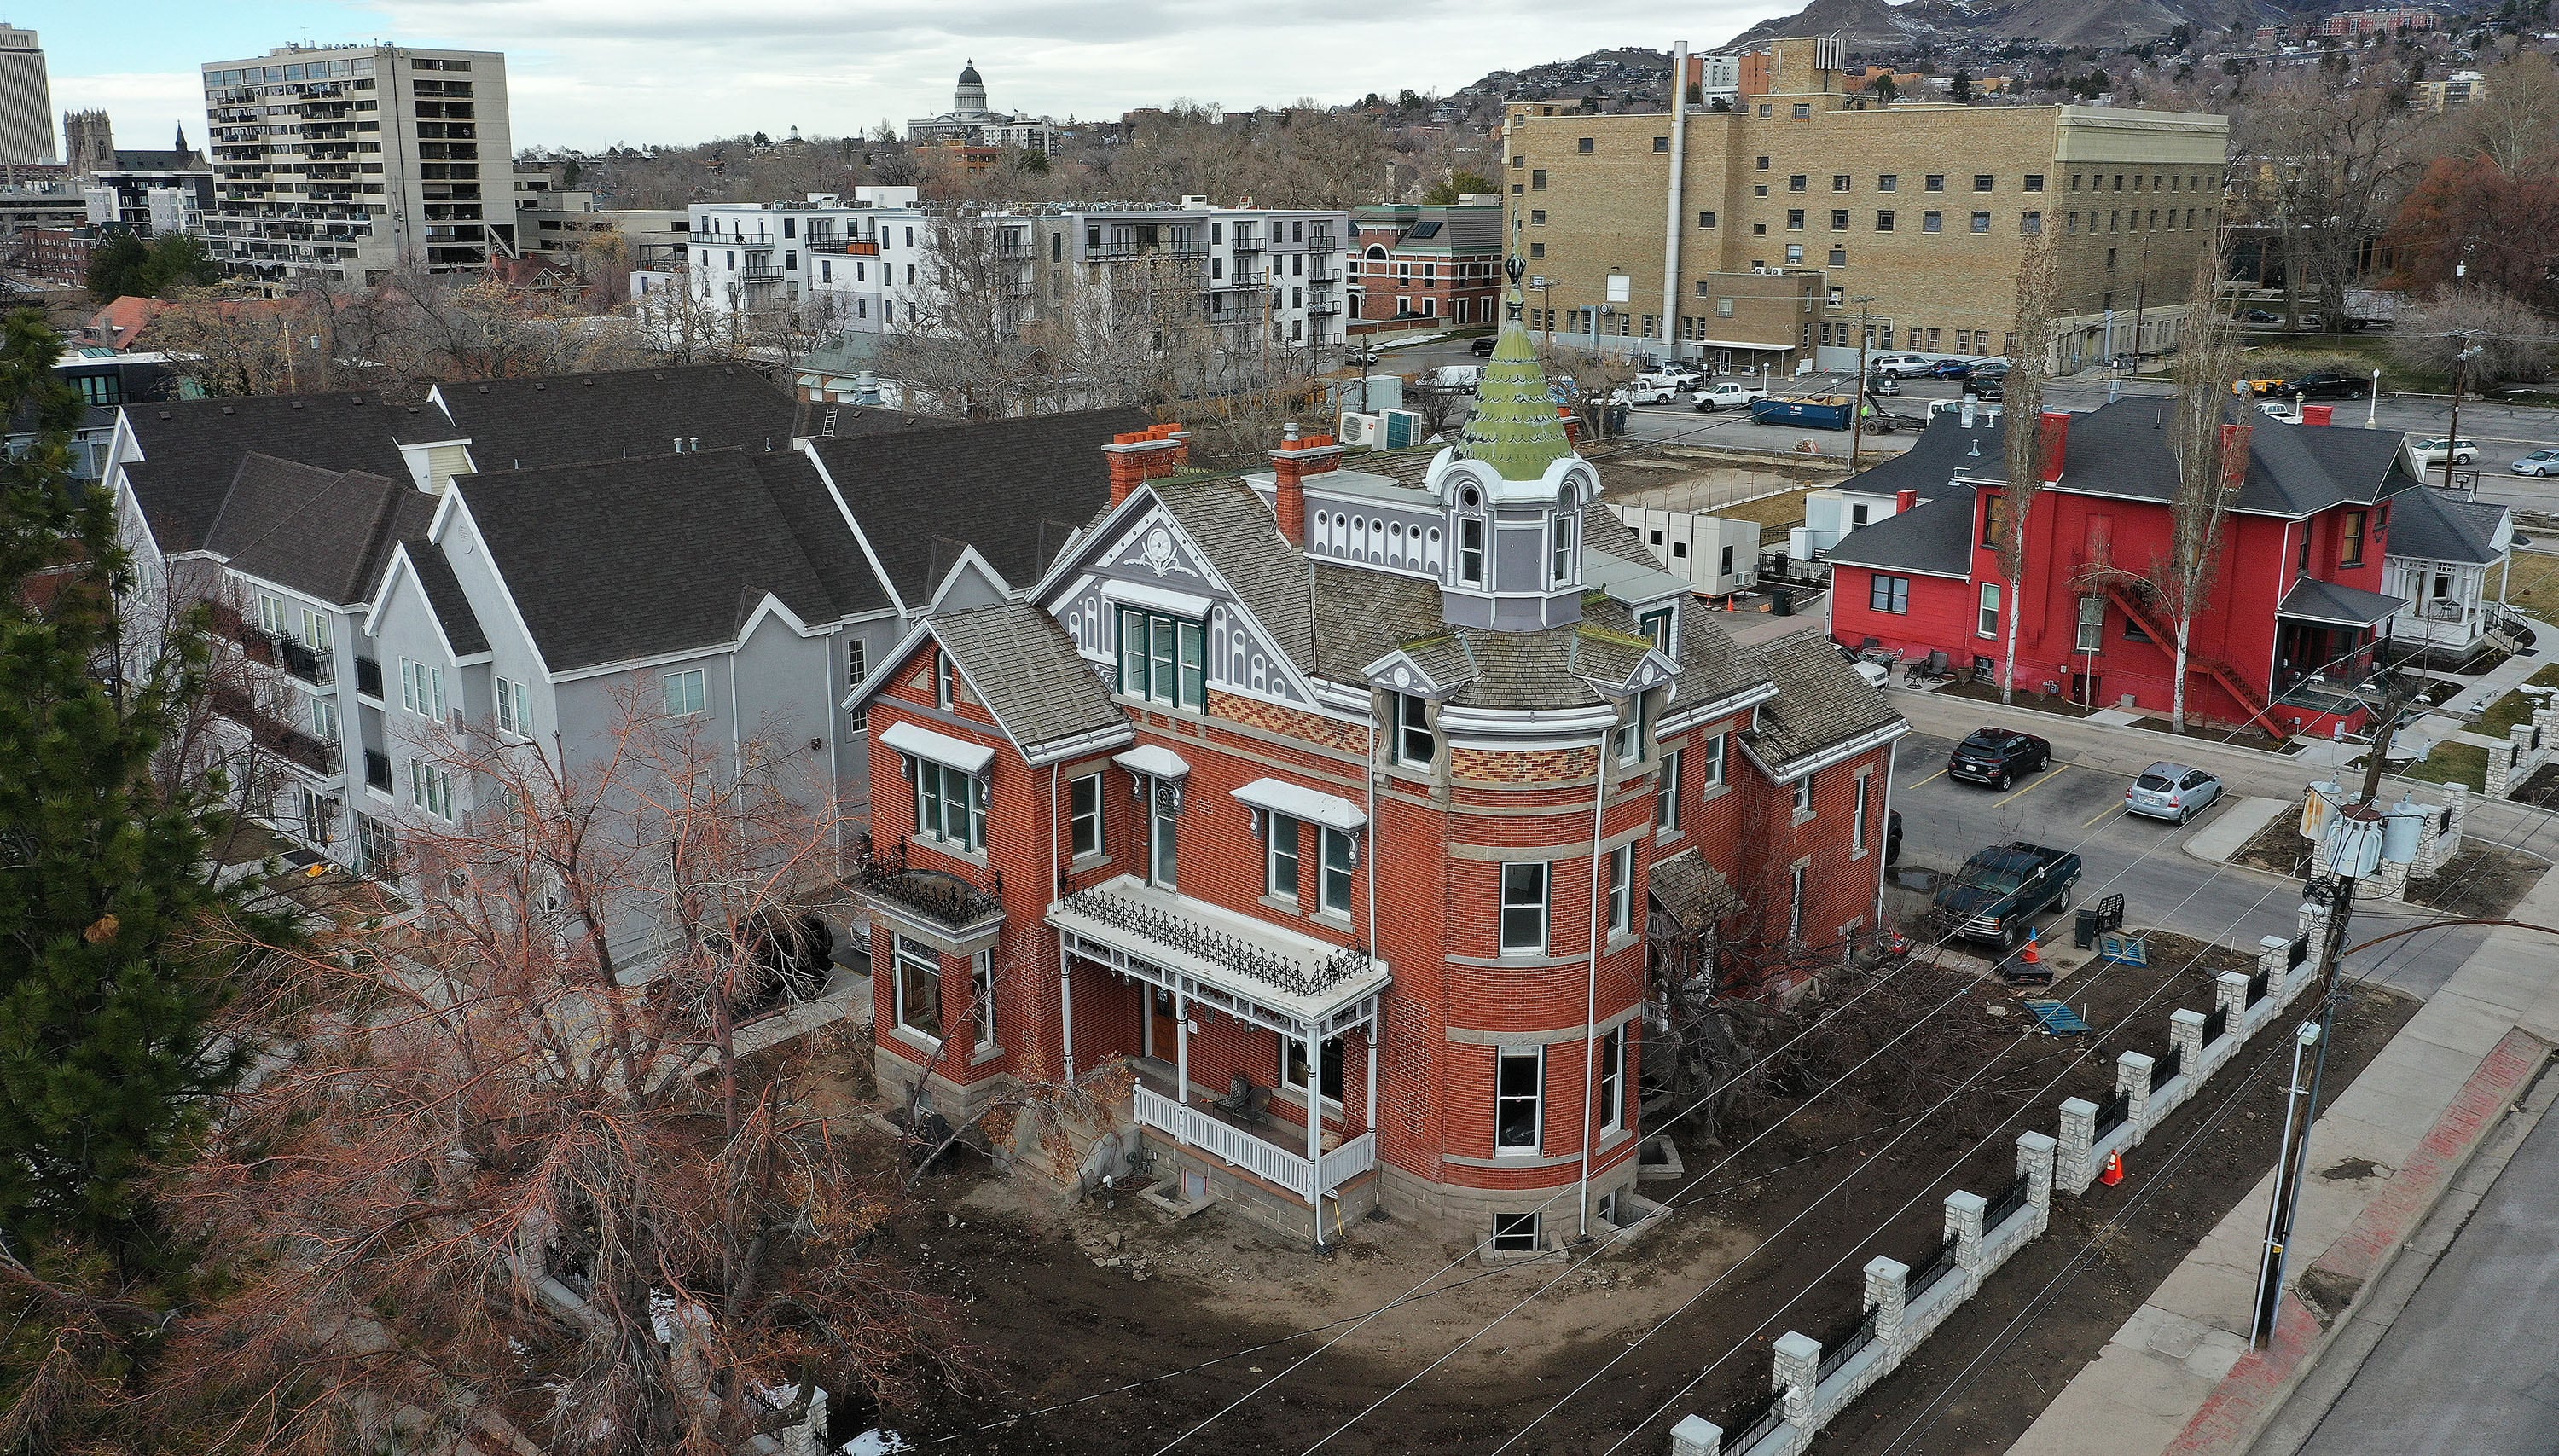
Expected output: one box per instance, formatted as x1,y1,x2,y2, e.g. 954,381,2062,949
200,44,514,285
658,192,1347,356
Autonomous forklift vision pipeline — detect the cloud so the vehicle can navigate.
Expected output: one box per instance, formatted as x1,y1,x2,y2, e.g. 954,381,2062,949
52,0,1795,152
50,71,209,148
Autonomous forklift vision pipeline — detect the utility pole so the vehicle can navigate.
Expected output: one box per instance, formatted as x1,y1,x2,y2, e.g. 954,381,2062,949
2252,669,2419,1349
1848,295,1877,473
2127,240,2150,374
2443,333,2482,491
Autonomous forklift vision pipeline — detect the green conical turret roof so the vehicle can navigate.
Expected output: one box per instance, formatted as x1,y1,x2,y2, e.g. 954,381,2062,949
1458,283,1575,483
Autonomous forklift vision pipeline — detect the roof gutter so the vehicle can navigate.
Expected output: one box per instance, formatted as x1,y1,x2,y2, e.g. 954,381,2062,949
1020,722,1137,769
1657,677,1779,735
1737,716,1911,786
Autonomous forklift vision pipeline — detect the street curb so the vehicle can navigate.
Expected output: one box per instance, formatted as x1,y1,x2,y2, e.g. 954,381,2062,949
1882,688,2318,767
2161,1027,2553,1456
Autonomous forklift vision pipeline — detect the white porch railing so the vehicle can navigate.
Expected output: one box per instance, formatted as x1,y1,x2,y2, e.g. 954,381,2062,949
1133,1085,1375,1201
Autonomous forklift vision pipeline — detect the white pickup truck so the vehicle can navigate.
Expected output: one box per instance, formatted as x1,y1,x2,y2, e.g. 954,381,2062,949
1691,381,1771,413
1627,373,1688,405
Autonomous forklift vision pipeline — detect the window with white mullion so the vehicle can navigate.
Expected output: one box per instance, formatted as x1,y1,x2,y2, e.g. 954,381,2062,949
1499,861,1549,954
1391,691,1434,766
1320,826,1354,916
1267,810,1302,901
1597,1026,1625,1134
1495,1047,1543,1152
1606,843,1633,937
1069,773,1103,858
914,760,984,852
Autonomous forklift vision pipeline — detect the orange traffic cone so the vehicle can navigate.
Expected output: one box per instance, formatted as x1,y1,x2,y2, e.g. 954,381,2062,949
2019,932,2041,966
2099,1149,2125,1186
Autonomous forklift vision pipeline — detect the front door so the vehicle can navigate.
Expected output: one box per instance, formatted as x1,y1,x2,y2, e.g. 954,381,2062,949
1148,987,1178,1064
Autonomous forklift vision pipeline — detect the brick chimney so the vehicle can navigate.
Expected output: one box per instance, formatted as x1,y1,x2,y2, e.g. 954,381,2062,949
1558,403,1583,446
1268,421,1344,548
2038,410,2070,484
1105,422,1190,506
2301,404,2334,427
2218,422,2254,495
1895,489,1918,513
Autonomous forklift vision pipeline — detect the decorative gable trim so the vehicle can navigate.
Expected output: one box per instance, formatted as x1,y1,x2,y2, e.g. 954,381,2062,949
1360,645,1471,699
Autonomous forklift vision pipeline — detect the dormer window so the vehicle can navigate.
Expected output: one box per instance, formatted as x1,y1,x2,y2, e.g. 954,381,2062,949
1550,512,1576,586
1116,606,1206,711
1614,689,1653,764
1459,516,1485,586
1391,692,1434,766
1639,607,1673,653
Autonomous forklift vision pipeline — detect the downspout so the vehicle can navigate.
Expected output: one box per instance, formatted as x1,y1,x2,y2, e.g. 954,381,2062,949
1873,736,1896,931
1579,722,1612,1238
1366,705,1380,1147
1053,762,1073,1079
1662,39,1690,363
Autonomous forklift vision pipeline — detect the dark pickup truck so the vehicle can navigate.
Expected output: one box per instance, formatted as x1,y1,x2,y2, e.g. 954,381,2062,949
1933,842,2083,949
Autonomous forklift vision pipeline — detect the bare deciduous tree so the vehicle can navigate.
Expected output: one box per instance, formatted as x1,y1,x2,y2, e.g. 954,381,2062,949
1997,233,2057,705
142,693,960,1456
2153,244,2247,732
2236,63,2429,330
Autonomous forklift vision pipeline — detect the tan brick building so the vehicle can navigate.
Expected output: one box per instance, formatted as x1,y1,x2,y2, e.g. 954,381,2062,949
1506,38,2231,375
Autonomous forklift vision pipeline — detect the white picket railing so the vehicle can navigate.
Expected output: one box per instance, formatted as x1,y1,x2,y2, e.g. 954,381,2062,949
1133,1085,1373,1201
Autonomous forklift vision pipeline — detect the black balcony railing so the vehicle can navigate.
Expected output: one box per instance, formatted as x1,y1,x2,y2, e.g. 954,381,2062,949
804,236,879,255
1230,234,1265,253
211,687,342,778
1058,884,1372,997
693,229,776,246
364,749,392,792
851,836,1003,931
276,634,334,687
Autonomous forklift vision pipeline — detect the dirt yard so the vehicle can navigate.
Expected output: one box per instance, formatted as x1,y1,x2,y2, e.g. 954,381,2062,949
866,931,2417,1455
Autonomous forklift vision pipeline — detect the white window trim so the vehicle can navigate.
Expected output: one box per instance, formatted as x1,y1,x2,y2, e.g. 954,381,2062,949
1069,772,1105,860
1495,1046,1544,1155
1267,810,1302,902
891,935,943,1046
1598,1026,1625,1135
1499,861,1551,956
664,667,707,717
1607,844,1633,937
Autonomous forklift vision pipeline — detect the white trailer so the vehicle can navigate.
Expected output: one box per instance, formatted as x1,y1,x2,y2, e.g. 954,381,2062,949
1610,504,1759,595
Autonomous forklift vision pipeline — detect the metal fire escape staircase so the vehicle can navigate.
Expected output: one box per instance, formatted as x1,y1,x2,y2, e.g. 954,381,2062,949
2100,583,2292,740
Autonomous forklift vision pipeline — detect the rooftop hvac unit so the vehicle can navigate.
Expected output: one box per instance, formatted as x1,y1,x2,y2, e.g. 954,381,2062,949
1338,411,1383,446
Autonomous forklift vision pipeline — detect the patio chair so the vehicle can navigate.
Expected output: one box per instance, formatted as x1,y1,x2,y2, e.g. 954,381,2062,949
1215,1075,1270,1128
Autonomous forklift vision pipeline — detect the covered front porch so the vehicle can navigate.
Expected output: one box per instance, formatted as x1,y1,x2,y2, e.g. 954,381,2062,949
2272,578,2405,736
1049,874,1390,1245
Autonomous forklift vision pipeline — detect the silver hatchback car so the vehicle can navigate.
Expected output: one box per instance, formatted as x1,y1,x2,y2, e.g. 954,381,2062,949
2126,762,2223,823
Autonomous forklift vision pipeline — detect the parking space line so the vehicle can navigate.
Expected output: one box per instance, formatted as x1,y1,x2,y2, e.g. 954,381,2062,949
2082,796,2127,828
2002,764,2073,802
1907,768,1949,789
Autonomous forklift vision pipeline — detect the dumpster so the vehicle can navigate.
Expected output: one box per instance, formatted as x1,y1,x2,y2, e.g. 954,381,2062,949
1750,394,1853,430
1769,588,1793,617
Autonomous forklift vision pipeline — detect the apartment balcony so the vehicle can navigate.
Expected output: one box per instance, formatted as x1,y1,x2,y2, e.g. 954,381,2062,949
693,228,776,247
1307,264,1343,285
848,836,1003,940
1230,233,1266,254
1093,241,1210,261
211,686,344,780
1309,300,1341,318
735,265,785,284
805,236,880,256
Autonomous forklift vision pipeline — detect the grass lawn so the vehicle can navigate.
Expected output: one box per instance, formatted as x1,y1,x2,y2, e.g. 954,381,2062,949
1712,486,1817,529
2475,660,2559,740
2238,334,2452,394
2375,739,2490,792
2498,549,2559,622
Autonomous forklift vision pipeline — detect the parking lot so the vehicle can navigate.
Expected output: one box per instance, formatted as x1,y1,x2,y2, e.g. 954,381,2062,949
1885,728,2483,999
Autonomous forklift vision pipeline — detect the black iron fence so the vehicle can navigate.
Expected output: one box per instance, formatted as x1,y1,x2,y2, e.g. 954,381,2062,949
1905,1233,1960,1301
1984,1170,2031,1232
2152,1045,2184,1088
2093,1089,2131,1140
2248,968,2271,1006
2202,1006,2229,1046
1720,1390,1785,1453
1815,1304,1880,1383
2288,933,2311,974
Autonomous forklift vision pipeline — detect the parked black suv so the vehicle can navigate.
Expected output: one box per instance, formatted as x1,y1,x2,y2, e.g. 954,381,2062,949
1947,727,2051,790
2287,370,2370,401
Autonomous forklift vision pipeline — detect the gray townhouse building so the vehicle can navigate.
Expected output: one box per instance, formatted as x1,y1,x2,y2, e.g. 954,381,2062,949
107,363,1146,962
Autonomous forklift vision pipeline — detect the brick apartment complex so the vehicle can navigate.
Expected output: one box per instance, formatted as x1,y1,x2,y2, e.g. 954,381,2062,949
1505,38,2230,374
1348,200,1502,334
850,298,1906,1250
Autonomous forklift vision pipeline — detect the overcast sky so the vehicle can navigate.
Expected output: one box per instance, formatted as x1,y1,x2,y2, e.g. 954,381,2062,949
23,0,1799,153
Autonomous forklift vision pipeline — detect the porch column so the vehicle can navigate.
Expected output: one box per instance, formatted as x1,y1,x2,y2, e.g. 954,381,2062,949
1174,991,1189,1106
1365,1018,1381,1139
1058,940,1076,1081
1307,1026,1327,1247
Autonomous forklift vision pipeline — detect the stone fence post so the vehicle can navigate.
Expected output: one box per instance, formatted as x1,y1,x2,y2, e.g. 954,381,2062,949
2016,1130,2057,1232
1773,1331,1821,1428
2116,1051,2155,1142
2057,1097,2098,1194
1866,1255,1910,1343
2486,739,2517,799
1669,1416,1724,1456
1945,1189,1989,1274
2167,1010,2206,1081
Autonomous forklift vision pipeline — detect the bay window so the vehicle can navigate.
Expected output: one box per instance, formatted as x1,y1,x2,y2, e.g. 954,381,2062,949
893,936,943,1041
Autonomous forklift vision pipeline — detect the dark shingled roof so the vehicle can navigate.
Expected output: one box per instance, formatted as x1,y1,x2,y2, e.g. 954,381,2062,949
2382,487,2506,566
1742,631,1901,774
808,406,1151,606
2277,576,2404,628
1154,472,1320,668
932,601,1124,755
429,364,928,469
199,452,432,606
1671,609,1767,716
1822,481,1978,577
121,390,418,554
401,539,489,656
456,449,889,671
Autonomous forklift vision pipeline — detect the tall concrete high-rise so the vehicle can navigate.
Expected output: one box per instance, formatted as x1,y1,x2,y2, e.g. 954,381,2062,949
0,26,58,165
200,43,514,285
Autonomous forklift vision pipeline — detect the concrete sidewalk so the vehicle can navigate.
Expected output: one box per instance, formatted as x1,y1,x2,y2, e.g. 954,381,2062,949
2005,869,2559,1456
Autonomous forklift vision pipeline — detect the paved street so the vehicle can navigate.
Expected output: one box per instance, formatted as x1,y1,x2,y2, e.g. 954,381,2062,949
1364,331,2559,508
2289,1098,2559,1456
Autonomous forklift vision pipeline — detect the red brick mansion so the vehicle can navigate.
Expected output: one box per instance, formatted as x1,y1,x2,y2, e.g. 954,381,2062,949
850,295,1906,1251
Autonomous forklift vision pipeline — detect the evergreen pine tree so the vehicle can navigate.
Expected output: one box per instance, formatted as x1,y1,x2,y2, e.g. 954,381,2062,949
0,308,252,1266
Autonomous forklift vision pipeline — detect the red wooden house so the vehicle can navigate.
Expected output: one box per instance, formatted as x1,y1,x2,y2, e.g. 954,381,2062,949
846,306,1906,1252
1823,399,2469,739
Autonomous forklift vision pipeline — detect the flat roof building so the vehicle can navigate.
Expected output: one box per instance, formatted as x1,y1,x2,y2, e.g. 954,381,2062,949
0,27,54,165
200,43,514,285
1506,38,2230,375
